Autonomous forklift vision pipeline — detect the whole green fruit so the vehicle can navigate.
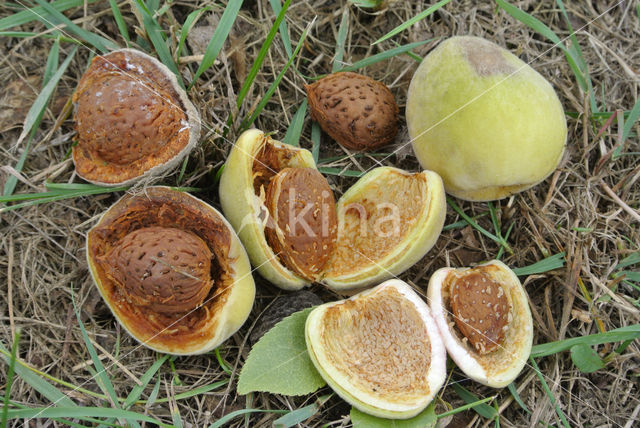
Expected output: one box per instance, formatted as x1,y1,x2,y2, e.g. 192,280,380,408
407,36,567,201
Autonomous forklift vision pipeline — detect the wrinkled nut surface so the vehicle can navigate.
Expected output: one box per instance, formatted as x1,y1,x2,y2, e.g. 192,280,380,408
427,260,534,388
305,279,446,419
73,49,199,186
450,271,510,354
99,226,213,315
87,187,255,355
265,168,338,281
407,36,567,201
306,72,399,151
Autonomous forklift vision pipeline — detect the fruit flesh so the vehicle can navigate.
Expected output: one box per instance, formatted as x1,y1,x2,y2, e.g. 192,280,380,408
407,36,567,201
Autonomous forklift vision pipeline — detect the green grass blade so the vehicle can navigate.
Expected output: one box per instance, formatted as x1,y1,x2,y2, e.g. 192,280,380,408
2,331,21,426
109,0,130,44
332,8,349,72
269,0,292,58
176,7,211,59
240,17,310,130
0,0,100,31
122,355,169,409
3,407,171,426
72,296,122,410
447,197,510,252
273,394,331,428
512,252,566,276
452,384,497,419
32,0,117,53
215,348,232,375
529,357,571,428
236,0,291,109
0,341,77,407
282,99,308,146
0,186,129,213
152,380,229,404
615,251,640,271
507,382,530,413
3,37,61,198
133,0,182,87
311,122,321,163
531,324,640,358
621,96,640,147
12,45,77,153
208,409,288,428
437,396,495,418
336,39,434,72
317,167,365,178
189,0,244,89
373,0,452,45
0,31,80,43
495,0,586,90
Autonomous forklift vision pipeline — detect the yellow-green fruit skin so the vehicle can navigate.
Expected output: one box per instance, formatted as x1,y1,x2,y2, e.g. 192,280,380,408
406,36,567,201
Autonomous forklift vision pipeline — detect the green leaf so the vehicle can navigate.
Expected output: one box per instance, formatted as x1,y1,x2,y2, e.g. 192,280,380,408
2,331,21,426
282,99,308,147
529,357,571,428
507,382,530,413
208,409,287,428
122,355,169,409
452,384,496,419
374,0,452,45
311,122,321,163
176,7,211,59
570,344,605,373
531,324,640,358
512,252,566,276
317,167,365,177
237,308,325,395
621,96,640,146
3,407,170,426
350,402,437,428
190,1,244,88
615,252,640,271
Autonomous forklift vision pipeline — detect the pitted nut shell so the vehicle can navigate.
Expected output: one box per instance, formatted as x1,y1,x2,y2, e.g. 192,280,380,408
99,226,213,315
87,187,255,355
305,279,446,419
264,168,337,281
73,49,200,186
306,72,399,151
427,260,533,387
220,129,446,292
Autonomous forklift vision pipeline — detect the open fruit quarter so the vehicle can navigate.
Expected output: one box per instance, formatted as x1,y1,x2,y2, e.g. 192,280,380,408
305,279,446,419
86,186,255,355
427,260,533,387
219,129,446,292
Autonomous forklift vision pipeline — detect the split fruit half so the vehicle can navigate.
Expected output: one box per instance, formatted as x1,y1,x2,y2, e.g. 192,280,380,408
427,260,533,387
219,129,446,292
86,187,255,355
305,279,446,419
73,49,200,186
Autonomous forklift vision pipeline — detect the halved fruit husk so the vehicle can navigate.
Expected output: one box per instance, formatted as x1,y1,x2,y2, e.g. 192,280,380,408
86,187,255,355
305,279,446,419
427,260,533,387
219,129,446,292
219,129,316,290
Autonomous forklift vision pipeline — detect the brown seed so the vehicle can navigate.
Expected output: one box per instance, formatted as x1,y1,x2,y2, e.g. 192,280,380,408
265,168,337,281
99,226,213,314
450,271,510,354
306,72,399,151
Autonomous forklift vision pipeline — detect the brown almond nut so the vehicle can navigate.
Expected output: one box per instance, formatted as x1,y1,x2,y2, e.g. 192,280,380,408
73,49,198,186
264,168,338,281
450,271,510,354
98,226,214,315
306,72,399,151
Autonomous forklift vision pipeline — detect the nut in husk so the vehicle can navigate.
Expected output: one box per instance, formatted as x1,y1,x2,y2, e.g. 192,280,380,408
86,187,255,355
219,129,446,292
427,259,533,387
